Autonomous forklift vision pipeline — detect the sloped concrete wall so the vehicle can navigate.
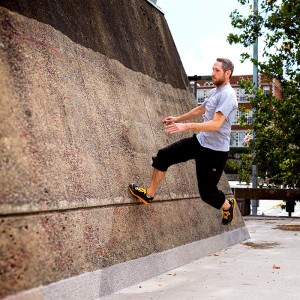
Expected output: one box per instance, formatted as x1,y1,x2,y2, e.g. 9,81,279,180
0,1,249,299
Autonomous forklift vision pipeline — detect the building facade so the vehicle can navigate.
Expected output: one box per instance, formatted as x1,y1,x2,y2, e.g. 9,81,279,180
189,75,281,148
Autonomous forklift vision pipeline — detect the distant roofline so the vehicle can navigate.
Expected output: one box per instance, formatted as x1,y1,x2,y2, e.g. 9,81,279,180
188,75,254,78
145,0,164,14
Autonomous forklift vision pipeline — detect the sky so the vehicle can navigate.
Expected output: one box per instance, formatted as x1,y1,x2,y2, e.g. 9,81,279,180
156,0,254,76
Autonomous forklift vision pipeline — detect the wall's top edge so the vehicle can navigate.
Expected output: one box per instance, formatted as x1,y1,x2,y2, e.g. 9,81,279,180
145,0,164,14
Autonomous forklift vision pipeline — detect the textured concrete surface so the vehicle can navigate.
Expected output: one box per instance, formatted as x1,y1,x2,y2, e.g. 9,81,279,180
0,0,188,90
0,1,248,298
0,5,197,215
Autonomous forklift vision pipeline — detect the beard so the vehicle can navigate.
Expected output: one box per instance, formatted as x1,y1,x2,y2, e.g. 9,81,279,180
212,75,226,87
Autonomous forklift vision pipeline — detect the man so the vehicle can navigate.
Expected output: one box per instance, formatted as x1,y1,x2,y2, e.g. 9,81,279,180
129,58,238,225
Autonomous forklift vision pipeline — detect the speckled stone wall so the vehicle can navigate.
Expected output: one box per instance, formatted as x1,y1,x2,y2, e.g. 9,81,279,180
0,1,248,298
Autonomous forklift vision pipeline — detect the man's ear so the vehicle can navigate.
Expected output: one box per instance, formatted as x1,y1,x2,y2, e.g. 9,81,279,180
226,69,232,78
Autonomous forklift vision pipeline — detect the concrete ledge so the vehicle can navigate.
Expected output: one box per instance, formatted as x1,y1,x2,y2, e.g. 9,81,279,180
5,226,249,300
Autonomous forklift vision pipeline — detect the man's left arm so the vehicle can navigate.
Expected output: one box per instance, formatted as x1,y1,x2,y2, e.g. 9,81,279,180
165,111,226,134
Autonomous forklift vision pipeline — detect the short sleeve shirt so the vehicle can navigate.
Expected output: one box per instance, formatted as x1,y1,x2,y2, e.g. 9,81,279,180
196,83,237,152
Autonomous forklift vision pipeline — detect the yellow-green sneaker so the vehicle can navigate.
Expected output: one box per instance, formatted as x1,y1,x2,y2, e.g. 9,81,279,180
129,183,154,205
222,197,236,225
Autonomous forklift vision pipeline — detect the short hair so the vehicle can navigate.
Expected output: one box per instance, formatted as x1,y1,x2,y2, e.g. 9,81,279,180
216,58,234,77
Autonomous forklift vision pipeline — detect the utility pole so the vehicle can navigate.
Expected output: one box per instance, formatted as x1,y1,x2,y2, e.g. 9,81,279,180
253,0,258,90
252,0,259,215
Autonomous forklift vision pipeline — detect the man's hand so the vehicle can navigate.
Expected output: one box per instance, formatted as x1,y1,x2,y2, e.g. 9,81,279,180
164,122,188,134
162,116,178,125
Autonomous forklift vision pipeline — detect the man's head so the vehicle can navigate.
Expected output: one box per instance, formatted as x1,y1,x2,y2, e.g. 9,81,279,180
212,58,234,87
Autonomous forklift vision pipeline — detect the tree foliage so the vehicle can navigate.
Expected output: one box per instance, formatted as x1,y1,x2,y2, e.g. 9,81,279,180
228,0,300,187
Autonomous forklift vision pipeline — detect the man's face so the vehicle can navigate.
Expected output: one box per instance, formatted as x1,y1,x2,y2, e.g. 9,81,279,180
212,61,227,87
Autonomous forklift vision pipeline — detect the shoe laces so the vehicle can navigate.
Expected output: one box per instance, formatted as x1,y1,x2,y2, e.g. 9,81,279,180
223,211,230,219
136,186,147,195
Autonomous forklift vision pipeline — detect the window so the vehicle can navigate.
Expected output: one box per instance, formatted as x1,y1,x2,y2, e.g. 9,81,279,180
244,110,254,124
197,89,205,104
246,110,254,124
232,110,239,125
230,131,247,147
239,89,248,102
235,109,254,125
263,86,270,95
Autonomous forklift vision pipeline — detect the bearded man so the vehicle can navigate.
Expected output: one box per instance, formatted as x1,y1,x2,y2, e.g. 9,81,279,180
129,58,238,225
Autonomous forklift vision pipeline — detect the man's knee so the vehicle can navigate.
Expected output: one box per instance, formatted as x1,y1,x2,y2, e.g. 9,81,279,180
152,149,169,172
199,188,225,210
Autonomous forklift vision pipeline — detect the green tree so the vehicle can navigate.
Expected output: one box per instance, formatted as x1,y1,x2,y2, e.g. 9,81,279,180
238,153,252,185
228,0,300,188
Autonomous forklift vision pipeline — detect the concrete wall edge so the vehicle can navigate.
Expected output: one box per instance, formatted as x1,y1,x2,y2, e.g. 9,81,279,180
145,0,164,14
4,226,250,300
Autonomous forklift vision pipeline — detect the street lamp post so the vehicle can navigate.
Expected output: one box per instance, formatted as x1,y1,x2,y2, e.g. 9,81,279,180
252,0,259,215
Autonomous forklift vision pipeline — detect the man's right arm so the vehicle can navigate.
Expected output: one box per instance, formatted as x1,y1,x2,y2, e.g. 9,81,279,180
163,105,205,124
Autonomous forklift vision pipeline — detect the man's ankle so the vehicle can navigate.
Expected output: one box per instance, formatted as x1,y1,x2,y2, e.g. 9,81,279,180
222,200,230,211
146,189,155,198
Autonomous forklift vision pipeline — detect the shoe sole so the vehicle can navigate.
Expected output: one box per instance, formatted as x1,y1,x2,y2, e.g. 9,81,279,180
129,188,150,205
231,198,236,221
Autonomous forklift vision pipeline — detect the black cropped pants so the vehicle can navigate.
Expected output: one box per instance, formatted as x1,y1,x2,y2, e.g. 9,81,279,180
152,135,228,210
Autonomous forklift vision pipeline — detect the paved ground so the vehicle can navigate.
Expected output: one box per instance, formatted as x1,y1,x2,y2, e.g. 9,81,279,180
100,217,300,300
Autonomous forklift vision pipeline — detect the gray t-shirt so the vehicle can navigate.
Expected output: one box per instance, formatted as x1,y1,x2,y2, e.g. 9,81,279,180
196,83,237,152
